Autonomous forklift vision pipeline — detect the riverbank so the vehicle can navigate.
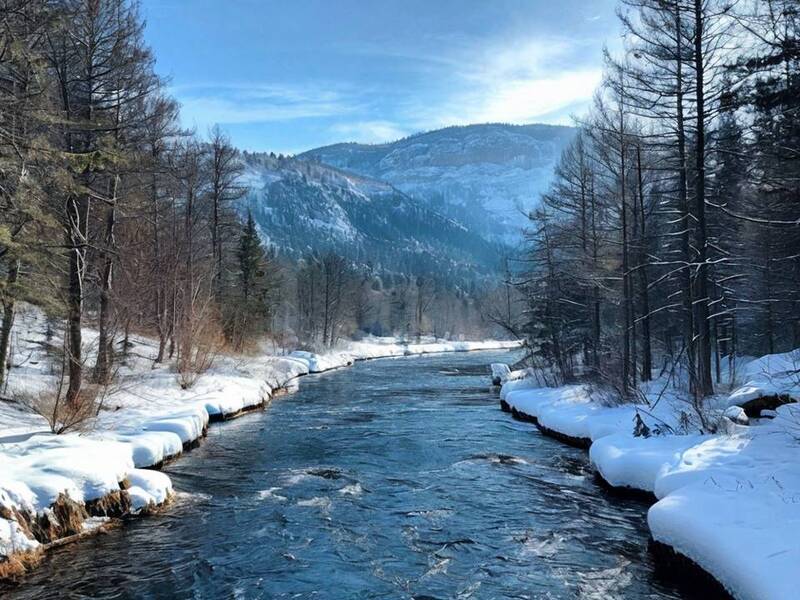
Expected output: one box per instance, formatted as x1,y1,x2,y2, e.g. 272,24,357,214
496,354,800,600
2,349,684,599
0,306,520,580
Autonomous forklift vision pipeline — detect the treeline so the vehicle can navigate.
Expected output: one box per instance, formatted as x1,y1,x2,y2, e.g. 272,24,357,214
0,0,281,403
0,0,496,419
293,262,489,347
523,0,799,400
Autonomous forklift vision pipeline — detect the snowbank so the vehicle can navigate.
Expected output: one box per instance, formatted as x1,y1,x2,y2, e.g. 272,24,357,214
503,379,693,444
0,308,521,577
498,355,800,600
289,340,521,374
648,405,800,600
499,370,539,400
590,433,708,494
727,349,800,408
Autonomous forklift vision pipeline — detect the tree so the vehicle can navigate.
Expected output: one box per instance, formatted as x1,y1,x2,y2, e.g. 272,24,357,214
207,125,245,294
0,0,56,386
413,275,436,341
45,0,160,404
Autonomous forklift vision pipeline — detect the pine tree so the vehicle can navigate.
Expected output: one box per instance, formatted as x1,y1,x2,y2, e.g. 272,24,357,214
238,211,264,303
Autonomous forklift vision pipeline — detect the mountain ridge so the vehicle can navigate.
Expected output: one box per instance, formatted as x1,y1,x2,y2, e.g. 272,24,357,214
298,122,576,241
240,151,503,285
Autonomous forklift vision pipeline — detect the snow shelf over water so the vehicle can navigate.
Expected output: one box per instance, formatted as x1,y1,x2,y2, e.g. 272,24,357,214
500,356,800,600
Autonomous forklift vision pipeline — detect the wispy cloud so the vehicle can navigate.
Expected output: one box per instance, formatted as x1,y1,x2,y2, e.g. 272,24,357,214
400,36,603,131
166,34,606,149
328,120,409,144
172,83,360,129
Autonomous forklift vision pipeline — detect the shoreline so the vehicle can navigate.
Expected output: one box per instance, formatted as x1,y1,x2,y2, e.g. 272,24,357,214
498,392,734,599
497,362,800,600
0,341,521,583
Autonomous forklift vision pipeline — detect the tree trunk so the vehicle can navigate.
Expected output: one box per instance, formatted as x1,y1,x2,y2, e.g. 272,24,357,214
93,177,119,383
0,260,20,387
675,3,696,393
636,145,653,381
693,0,713,396
65,194,88,408
152,169,167,364
591,175,601,371
619,78,631,395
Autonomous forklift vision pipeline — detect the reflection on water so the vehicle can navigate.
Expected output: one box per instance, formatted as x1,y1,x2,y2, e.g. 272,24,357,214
3,351,684,599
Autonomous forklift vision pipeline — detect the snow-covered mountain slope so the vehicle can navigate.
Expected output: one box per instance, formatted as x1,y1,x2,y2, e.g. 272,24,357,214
299,123,576,240
241,153,503,283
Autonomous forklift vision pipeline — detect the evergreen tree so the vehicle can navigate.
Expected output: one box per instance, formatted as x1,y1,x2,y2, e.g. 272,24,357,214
238,211,264,303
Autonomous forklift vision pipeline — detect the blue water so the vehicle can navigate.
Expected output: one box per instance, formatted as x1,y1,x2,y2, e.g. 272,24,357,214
3,351,684,599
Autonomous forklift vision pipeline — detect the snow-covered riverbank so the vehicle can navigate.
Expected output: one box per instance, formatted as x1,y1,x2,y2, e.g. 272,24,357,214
0,307,520,580
497,354,800,600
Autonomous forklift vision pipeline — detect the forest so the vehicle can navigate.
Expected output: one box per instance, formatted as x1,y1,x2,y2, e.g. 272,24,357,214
515,0,800,403
0,0,495,422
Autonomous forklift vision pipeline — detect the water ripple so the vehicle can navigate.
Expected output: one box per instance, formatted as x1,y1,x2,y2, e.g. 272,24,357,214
3,350,684,600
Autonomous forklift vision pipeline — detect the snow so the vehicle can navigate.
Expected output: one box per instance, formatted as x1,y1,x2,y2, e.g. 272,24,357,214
497,355,800,600
491,363,511,384
504,379,696,442
0,435,133,515
590,433,709,493
648,407,800,600
727,348,800,407
126,469,173,512
0,305,521,567
0,518,39,557
724,405,749,425
499,371,539,400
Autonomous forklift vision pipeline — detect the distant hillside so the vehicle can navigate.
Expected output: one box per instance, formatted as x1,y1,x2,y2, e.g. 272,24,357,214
240,152,503,284
300,123,576,240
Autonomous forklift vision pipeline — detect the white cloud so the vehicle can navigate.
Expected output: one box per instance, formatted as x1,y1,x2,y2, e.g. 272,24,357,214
404,36,602,130
466,69,602,123
167,33,606,148
329,120,408,144
172,83,358,128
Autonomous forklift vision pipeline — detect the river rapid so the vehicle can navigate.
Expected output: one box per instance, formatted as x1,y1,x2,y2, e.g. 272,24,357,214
3,350,687,599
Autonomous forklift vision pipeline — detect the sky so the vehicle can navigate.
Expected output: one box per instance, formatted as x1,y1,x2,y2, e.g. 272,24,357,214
139,0,621,154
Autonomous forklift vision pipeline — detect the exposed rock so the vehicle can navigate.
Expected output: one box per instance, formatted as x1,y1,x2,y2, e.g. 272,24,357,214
592,472,656,503
737,394,796,419
534,422,591,450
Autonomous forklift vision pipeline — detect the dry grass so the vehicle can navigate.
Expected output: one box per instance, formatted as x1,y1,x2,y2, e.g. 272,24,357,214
85,489,131,518
30,493,89,542
0,484,137,583
0,548,43,581
19,385,100,434
176,317,226,389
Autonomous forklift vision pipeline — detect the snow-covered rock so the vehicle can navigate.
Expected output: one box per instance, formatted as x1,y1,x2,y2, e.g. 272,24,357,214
491,363,511,385
727,349,800,409
724,405,749,425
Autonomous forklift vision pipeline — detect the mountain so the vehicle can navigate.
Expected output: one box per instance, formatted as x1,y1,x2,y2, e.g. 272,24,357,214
240,152,503,284
299,123,576,240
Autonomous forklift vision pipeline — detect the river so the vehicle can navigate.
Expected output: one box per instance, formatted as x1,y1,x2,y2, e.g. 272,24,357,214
3,350,686,599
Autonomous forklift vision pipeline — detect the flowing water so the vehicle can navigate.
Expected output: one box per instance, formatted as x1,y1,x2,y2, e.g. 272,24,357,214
4,350,686,599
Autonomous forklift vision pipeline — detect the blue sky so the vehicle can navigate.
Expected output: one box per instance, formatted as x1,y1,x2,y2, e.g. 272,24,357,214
140,0,620,153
